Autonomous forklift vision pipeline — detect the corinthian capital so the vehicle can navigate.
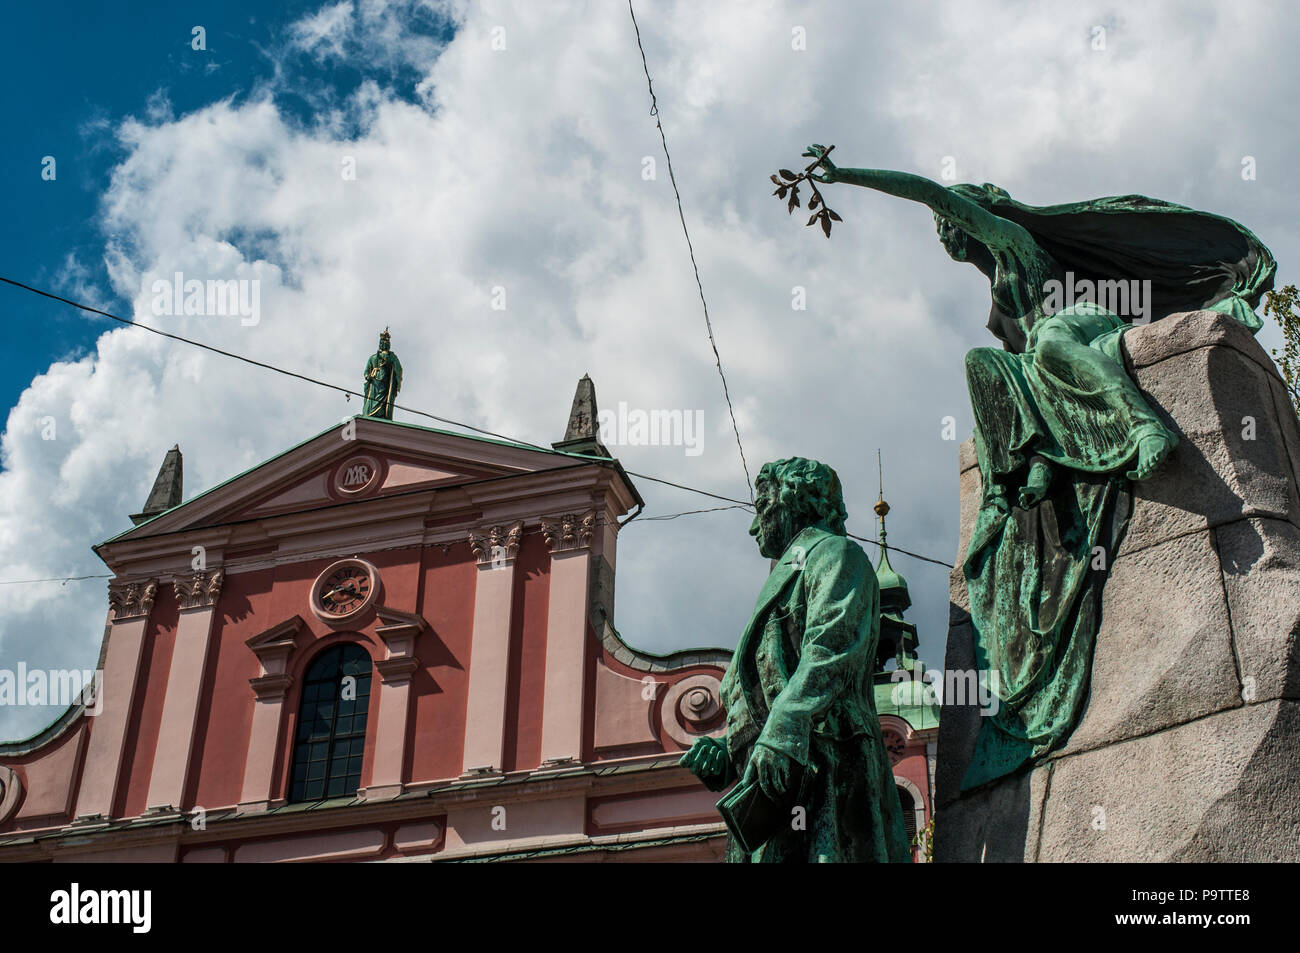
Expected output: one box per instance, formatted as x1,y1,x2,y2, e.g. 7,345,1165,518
469,520,524,567
173,568,225,610
108,579,158,620
541,509,595,554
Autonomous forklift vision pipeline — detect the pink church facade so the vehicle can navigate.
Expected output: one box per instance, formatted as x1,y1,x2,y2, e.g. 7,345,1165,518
0,400,937,863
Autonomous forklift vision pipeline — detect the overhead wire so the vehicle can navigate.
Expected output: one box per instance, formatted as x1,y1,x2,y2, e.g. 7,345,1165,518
627,0,754,505
0,277,953,571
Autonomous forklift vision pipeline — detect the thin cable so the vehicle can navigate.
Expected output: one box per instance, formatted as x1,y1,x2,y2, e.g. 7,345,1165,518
627,0,754,505
635,504,751,522
0,574,113,586
0,276,556,451
0,276,953,569
847,532,953,569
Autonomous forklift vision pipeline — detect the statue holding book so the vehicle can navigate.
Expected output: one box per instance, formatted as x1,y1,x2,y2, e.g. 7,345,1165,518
681,457,910,863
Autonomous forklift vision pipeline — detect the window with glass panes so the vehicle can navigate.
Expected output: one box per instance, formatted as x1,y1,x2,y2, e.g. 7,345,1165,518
289,644,372,802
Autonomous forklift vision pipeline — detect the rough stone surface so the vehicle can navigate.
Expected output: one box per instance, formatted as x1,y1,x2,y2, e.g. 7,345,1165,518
1058,529,1241,756
1123,309,1277,374
936,311,1300,862
1214,517,1300,704
1268,375,1300,513
1036,701,1300,862
933,611,979,808
932,762,1047,863
1119,344,1299,557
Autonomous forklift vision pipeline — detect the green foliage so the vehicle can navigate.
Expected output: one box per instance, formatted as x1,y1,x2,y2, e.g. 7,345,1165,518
912,814,934,863
1263,284,1300,416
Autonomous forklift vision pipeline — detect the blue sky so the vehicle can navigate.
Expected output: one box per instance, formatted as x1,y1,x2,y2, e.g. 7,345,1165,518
1,0,1297,741
1,1,451,411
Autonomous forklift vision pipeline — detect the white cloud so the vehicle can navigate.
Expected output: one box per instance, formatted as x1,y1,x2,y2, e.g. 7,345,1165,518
2,0,1298,740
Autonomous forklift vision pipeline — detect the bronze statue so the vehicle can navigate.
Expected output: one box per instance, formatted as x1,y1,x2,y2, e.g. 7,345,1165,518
363,328,402,420
681,457,910,862
785,145,1275,788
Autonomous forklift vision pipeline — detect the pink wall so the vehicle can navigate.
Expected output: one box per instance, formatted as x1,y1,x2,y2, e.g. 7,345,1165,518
502,535,550,772
407,541,477,783
191,566,272,811
119,589,178,817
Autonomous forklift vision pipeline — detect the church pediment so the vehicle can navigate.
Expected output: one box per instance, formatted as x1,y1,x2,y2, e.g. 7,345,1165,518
105,417,588,542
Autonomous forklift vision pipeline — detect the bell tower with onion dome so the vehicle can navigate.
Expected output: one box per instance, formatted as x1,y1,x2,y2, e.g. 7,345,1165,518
869,453,939,860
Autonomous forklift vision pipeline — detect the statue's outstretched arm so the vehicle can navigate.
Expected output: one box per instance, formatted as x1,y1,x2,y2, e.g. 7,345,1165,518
803,145,1030,253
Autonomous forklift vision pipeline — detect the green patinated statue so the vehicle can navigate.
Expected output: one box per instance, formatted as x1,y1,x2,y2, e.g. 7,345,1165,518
363,328,402,419
797,145,1276,790
681,457,910,862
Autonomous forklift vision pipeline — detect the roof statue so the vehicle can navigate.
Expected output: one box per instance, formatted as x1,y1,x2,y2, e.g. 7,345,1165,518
362,327,402,420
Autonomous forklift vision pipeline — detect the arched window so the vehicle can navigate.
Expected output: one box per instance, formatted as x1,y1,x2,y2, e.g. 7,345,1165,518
897,783,918,844
289,644,372,802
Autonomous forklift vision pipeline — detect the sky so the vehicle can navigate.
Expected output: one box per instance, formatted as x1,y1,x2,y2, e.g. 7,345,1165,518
1,0,1297,741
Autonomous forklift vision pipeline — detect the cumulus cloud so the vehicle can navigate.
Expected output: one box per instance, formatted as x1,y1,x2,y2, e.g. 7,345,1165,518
2,0,1297,739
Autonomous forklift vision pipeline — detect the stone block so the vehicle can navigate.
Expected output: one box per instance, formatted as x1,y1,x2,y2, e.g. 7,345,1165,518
1059,529,1241,756
1123,309,1276,374
933,764,1047,863
1120,344,1299,556
1214,516,1300,704
1267,375,1300,515
933,611,979,808
1036,700,1300,861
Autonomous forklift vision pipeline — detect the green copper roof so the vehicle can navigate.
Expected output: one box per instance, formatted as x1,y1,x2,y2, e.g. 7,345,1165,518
874,674,940,730
876,543,909,598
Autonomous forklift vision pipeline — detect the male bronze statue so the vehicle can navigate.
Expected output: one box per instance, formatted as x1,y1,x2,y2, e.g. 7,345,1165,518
681,457,910,862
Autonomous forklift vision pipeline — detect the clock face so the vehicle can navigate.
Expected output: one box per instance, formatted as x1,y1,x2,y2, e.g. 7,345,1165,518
310,559,380,623
883,730,907,764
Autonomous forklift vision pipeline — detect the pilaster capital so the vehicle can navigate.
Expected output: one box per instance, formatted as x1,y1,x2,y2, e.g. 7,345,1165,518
541,509,595,555
173,568,224,610
107,578,158,621
469,519,524,567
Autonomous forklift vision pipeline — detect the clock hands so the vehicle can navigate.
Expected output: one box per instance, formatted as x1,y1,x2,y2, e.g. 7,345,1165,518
322,577,368,607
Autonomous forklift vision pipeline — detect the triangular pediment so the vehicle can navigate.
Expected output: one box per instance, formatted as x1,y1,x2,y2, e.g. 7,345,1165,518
105,416,597,542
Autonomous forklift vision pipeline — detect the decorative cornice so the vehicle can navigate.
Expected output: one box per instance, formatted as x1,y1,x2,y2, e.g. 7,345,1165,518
107,579,158,621
599,621,731,674
468,520,524,567
249,673,293,702
541,509,595,554
374,606,425,685
246,615,309,698
173,568,224,610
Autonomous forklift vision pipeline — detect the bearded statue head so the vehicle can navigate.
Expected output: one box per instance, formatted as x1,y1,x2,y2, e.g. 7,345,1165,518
749,457,849,559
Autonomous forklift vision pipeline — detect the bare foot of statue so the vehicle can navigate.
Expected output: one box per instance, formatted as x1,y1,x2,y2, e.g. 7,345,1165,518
1018,460,1052,508
1127,433,1175,480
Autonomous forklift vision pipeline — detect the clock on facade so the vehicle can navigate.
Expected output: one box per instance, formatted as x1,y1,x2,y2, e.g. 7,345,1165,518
883,729,906,765
310,558,381,624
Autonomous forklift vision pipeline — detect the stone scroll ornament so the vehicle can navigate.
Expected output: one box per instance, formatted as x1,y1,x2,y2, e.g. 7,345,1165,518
680,458,910,862
781,145,1277,790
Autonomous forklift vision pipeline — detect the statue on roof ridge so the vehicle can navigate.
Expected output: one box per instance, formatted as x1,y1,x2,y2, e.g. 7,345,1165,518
363,327,402,420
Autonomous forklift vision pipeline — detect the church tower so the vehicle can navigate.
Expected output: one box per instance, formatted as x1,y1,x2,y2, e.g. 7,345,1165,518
869,455,939,860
